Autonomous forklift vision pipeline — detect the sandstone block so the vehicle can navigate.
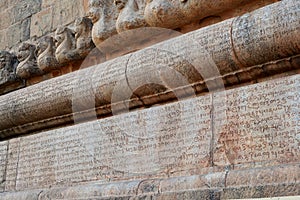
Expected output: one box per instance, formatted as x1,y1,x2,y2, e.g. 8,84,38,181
5,22,22,48
0,141,8,192
30,7,53,37
0,29,8,50
0,8,13,30
5,95,211,191
21,18,31,41
213,75,300,166
51,0,85,28
11,0,41,23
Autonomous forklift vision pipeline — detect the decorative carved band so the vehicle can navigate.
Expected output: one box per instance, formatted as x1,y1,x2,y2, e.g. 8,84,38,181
0,0,298,139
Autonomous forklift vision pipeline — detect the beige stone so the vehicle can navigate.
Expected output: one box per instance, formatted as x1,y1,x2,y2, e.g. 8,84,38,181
115,0,148,33
0,74,298,192
5,94,210,191
0,30,8,50
0,160,298,198
36,35,61,72
30,7,53,37
10,0,41,23
51,0,86,28
16,43,42,79
0,8,14,30
0,0,299,138
0,141,8,192
144,0,278,29
88,0,118,47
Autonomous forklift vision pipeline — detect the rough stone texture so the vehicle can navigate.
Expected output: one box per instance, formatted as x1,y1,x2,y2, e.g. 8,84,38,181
213,75,299,166
0,74,298,192
0,0,88,50
0,141,8,192
0,0,299,138
0,164,298,199
0,0,299,199
30,7,53,38
7,95,212,190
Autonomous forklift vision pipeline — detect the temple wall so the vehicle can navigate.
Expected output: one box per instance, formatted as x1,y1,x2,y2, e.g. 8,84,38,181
0,0,299,199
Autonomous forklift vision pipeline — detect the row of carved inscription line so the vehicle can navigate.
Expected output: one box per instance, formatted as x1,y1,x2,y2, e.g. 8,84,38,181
0,0,259,83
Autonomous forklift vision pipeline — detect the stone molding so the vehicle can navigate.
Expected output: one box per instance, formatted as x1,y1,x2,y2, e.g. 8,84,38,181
0,163,298,199
0,0,299,139
0,0,290,90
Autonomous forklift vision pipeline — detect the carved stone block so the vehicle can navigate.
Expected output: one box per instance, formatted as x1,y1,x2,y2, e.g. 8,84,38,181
114,0,148,33
36,36,61,72
74,17,95,58
54,18,95,65
88,0,118,47
54,26,77,64
16,42,42,79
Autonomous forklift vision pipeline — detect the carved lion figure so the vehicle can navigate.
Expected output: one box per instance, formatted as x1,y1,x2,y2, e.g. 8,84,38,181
36,36,61,72
16,43,42,79
114,0,148,33
144,0,246,29
88,0,118,47
74,17,95,58
54,26,77,64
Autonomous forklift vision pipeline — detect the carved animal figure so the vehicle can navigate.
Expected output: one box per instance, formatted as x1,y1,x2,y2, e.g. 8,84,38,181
74,17,95,58
114,0,148,33
16,43,42,79
144,0,249,29
0,51,19,85
55,26,77,64
36,36,61,72
88,0,118,47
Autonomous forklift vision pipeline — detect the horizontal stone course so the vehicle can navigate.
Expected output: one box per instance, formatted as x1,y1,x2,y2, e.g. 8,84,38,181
0,74,298,192
0,163,298,199
0,0,299,138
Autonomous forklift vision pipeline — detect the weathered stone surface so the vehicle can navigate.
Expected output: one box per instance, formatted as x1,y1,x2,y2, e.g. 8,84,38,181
54,26,77,64
0,74,298,192
11,0,41,23
30,7,53,37
115,0,148,33
222,164,300,199
16,42,42,79
21,18,31,42
4,138,20,191
0,0,299,138
0,164,298,198
0,141,8,192
51,0,86,28
0,51,19,86
4,22,22,48
213,74,299,166
36,36,61,72
54,19,94,65
6,94,211,190
144,0,277,29
88,0,118,48
74,17,95,58
0,8,14,30
0,30,8,50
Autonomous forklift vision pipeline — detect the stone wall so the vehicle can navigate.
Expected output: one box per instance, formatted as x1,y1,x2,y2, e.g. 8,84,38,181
0,73,299,199
0,0,299,199
0,0,89,50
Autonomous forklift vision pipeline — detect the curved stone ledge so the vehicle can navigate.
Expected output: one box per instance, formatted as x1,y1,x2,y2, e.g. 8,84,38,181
0,164,298,199
0,0,299,139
